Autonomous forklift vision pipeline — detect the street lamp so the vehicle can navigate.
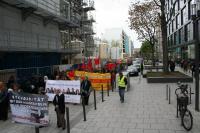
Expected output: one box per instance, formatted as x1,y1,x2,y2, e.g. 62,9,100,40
191,0,200,111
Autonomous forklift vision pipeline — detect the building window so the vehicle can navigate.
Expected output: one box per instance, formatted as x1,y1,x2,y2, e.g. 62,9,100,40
184,25,188,42
176,15,178,29
168,37,170,47
188,0,191,20
171,35,174,46
174,32,177,45
179,0,184,9
175,1,179,14
182,7,188,24
188,22,193,41
180,28,184,43
179,29,181,44
176,31,179,45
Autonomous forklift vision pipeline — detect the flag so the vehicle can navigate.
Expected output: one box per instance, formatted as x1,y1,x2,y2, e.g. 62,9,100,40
94,57,100,65
67,70,75,79
87,58,93,71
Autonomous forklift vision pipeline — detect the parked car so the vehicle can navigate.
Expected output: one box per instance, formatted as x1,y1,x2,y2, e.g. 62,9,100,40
127,65,139,76
132,63,141,72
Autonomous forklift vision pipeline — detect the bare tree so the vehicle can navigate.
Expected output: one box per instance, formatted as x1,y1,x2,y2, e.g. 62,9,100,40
129,1,159,66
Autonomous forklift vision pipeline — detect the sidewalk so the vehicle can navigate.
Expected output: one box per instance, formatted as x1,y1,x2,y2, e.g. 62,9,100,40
70,76,200,133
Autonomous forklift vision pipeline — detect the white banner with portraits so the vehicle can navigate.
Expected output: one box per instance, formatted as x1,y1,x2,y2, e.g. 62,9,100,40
45,80,81,103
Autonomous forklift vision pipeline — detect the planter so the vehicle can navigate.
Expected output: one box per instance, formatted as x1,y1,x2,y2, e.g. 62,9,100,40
146,72,193,83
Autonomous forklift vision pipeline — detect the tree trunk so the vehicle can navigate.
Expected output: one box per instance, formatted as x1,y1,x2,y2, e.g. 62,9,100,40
152,43,155,67
160,1,169,72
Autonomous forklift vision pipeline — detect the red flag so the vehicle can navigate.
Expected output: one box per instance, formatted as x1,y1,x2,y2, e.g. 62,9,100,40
94,57,100,65
87,58,93,71
81,63,86,70
68,70,74,78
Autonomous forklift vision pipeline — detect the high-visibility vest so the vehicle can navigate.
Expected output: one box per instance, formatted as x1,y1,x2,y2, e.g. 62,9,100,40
118,76,126,88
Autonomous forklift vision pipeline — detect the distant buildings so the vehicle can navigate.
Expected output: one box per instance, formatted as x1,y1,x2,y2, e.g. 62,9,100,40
102,28,133,59
155,25,163,61
99,43,110,59
110,47,121,60
132,48,140,58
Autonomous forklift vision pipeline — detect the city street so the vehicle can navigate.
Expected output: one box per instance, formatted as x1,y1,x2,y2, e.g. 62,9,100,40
1,75,200,133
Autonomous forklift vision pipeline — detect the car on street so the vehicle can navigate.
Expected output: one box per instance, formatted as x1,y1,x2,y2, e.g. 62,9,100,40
127,65,139,76
132,63,141,72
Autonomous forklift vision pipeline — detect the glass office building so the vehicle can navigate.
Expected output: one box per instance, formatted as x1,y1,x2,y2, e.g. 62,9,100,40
166,0,195,60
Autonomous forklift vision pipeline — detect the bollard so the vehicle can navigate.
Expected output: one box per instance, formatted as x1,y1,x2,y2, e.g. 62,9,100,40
114,81,116,91
166,84,168,100
93,89,97,110
112,81,114,92
101,85,104,102
168,86,171,104
189,85,192,104
107,84,109,97
82,96,86,121
176,98,179,118
35,126,39,133
66,107,70,133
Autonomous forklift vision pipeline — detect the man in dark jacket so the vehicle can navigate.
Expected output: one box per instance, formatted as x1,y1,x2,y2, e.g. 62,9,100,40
53,89,65,130
0,82,9,121
81,76,91,105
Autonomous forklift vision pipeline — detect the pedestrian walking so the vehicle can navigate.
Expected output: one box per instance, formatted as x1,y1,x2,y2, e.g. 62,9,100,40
140,62,144,75
118,72,127,103
0,82,9,121
53,89,66,130
81,76,92,105
169,60,175,72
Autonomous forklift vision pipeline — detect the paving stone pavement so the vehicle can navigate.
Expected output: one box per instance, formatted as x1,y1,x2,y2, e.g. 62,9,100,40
70,76,200,133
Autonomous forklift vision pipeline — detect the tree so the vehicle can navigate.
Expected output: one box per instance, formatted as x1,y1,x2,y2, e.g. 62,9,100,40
128,1,159,66
140,40,153,61
151,0,175,72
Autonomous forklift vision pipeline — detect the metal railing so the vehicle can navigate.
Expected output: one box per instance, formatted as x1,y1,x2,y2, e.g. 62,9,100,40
16,66,53,79
0,69,16,83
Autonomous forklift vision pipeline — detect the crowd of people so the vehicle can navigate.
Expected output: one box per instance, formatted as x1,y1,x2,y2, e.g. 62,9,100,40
0,64,120,131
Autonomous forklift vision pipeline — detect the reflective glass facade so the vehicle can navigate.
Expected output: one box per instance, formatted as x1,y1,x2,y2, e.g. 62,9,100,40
166,0,195,59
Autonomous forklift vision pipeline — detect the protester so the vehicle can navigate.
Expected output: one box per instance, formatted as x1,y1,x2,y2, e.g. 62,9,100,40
53,89,65,130
111,71,116,90
191,62,195,77
169,60,175,72
81,76,92,105
7,75,15,89
118,72,127,103
8,83,21,93
0,82,9,121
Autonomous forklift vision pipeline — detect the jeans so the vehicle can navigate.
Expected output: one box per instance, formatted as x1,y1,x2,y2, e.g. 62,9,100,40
119,87,125,102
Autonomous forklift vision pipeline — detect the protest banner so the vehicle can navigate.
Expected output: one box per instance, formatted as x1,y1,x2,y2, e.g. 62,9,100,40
9,92,49,126
45,80,81,103
74,71,111,91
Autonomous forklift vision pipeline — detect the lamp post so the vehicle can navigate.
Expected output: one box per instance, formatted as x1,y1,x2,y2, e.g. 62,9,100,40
191,0,200,111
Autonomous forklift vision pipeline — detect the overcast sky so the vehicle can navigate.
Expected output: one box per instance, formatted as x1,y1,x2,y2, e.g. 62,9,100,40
94,0,141,48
